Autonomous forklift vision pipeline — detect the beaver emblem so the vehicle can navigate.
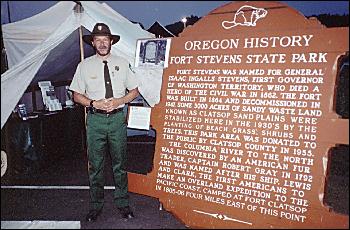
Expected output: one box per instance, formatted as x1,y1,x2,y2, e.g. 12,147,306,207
222,5,268,29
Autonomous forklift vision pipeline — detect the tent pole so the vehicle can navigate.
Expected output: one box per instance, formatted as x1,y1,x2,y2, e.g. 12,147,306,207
73,1,86,151
74,1,84,61
79,26,84,61
78,25,87,154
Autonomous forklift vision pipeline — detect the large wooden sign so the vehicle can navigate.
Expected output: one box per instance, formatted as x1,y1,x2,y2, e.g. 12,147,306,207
128,1,348,228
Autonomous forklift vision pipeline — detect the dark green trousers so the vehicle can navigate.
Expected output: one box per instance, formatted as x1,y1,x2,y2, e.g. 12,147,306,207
86,111,128,211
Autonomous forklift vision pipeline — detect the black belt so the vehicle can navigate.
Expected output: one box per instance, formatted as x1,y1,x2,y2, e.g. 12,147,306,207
94,107,123,115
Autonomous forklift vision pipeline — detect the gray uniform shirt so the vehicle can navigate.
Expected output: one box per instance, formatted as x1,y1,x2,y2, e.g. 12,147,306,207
70,54,138,108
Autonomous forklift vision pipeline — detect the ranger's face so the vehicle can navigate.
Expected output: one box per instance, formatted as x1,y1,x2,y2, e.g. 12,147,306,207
92,35,113,56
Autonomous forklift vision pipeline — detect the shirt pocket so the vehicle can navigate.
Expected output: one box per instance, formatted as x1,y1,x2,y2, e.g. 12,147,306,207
86,76,103,93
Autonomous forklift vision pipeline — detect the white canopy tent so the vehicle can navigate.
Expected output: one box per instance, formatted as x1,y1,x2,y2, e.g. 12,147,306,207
1,1,163,129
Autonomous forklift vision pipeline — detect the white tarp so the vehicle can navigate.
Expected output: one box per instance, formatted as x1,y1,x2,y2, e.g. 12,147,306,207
1,1,162,129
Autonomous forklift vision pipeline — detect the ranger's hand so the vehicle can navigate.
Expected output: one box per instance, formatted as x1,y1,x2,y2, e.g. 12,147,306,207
105,97,124,112
92,99,111,111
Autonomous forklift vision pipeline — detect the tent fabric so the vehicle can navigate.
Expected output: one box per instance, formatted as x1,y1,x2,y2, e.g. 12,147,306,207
2,2,77,67
1,1,160,129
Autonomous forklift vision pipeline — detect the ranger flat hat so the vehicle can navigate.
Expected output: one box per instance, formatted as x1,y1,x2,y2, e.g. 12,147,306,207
83,23,120,46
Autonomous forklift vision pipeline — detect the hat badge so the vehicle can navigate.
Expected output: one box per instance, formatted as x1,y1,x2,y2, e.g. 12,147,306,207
98,25,102,31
